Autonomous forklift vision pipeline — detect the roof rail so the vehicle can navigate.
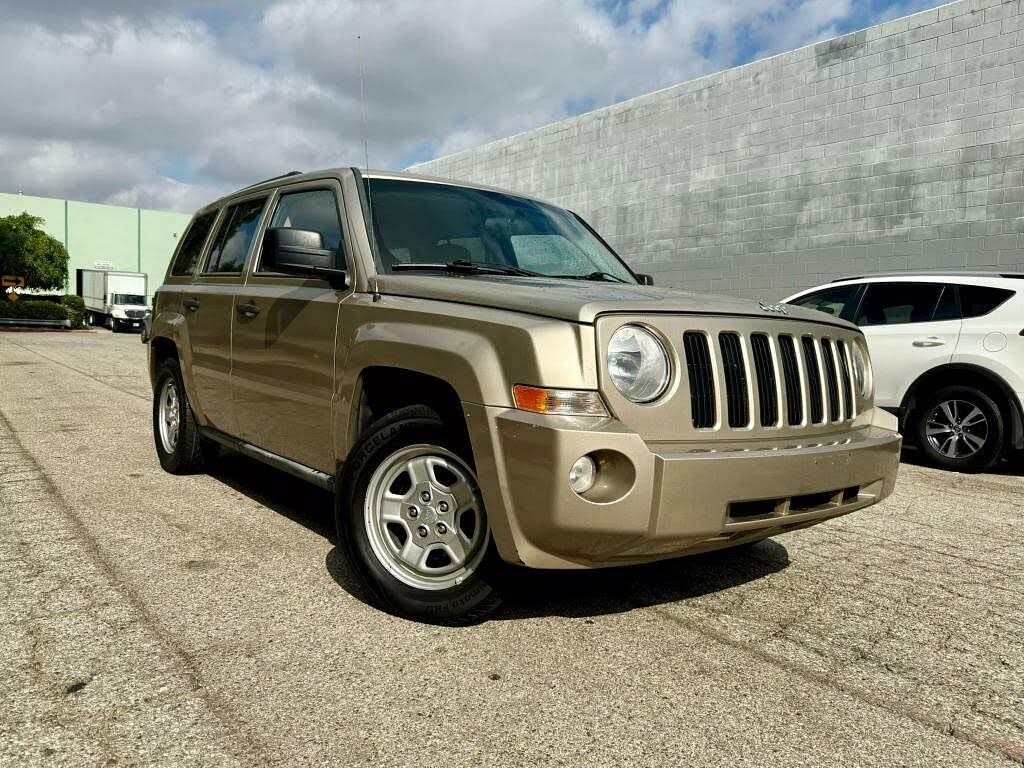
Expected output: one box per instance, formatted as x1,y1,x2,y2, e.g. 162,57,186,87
238,170,303,192
831,270,1024,282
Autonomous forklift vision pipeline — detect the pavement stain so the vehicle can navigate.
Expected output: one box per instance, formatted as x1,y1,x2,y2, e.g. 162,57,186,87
63,678,91,696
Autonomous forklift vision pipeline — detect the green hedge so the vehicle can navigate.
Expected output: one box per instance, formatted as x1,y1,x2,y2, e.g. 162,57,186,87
4,293,85,327
60,294,86,327
0,299,70,321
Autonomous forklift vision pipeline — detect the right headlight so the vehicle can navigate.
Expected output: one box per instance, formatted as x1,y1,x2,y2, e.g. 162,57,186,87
607,325,671,403
851,339,872,399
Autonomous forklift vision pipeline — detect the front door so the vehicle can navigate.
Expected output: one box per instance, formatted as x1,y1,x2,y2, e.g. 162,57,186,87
231,184,350,474
854,282,962,408
183,195,269,434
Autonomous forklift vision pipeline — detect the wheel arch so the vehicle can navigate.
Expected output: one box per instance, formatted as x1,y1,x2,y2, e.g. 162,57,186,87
149,336,178,388
900,363,1023,450
348,366,473,460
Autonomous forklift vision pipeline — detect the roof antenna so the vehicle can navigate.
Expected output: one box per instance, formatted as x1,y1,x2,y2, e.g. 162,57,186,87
357,33,382,301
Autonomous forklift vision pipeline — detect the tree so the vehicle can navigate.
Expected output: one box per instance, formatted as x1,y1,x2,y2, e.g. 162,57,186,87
0,213,70,291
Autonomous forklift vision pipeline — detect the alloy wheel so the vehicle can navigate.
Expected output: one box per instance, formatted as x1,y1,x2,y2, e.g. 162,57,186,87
363,444,488,591
925,399,989,459
158,378,181,453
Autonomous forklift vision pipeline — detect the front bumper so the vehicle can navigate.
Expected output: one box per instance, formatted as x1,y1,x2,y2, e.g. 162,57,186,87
465,405,901,569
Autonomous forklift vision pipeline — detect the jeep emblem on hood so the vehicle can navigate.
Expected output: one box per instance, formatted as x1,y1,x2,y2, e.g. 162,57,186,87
758,301,788,314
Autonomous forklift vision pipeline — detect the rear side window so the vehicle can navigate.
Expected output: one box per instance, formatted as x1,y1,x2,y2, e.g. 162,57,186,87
789,284,862,321
855,282,943,326
958,284,1015,318
204,198,267,274
169,210,217,276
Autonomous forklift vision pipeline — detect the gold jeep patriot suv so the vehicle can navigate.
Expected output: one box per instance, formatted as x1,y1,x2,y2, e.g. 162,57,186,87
149,168,901,624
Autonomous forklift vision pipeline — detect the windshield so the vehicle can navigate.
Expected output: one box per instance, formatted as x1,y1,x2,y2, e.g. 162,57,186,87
111,294,146,305
365,178,636,282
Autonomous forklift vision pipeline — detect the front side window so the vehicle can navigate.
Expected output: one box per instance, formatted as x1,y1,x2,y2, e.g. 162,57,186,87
855,282,943,326
204,198,267,274
170,210,217,276
365,178,636,282
789,284,862,321
265,189,344,265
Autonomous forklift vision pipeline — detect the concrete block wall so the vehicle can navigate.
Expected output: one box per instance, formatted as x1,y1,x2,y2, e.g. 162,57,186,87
412,0,1024,299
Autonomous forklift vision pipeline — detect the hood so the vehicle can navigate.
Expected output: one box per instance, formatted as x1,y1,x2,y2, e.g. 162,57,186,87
373,274,857,329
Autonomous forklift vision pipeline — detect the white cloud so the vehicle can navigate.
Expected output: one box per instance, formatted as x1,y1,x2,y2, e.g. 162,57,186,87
0,0,894,212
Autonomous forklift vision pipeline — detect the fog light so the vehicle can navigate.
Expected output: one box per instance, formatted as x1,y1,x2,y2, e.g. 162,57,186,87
569,455,597,494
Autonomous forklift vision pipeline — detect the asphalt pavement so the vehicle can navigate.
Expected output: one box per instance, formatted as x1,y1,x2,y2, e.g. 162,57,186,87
1,329,1022,767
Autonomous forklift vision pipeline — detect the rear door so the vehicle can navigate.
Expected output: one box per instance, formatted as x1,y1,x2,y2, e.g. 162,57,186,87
231,182,351,473
182,195,270,435
854,281,961,408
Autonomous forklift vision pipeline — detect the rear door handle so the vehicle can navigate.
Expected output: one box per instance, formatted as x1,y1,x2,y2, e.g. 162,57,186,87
182,298,200,311
912,337,946,347
236,302,261,318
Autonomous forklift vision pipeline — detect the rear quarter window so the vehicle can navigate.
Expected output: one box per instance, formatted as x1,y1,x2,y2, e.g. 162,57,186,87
169,210,217,277
958,285,1015,318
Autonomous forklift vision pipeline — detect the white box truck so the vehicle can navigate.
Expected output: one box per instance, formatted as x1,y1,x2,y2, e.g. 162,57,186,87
77,269,148,332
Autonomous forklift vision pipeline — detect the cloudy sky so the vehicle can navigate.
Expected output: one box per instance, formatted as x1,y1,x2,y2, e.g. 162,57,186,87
3,0,942,212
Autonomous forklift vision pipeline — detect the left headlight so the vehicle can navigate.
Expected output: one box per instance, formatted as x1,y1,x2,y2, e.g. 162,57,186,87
851,339,872,399
607,325,671,403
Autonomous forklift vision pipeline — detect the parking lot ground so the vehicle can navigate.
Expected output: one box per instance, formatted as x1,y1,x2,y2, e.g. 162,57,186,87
1,329,1022,767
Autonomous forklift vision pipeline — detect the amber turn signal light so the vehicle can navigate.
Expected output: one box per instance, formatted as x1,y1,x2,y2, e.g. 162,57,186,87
512,385,608,416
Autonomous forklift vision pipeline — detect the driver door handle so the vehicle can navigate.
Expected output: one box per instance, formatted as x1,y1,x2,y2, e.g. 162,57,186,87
913,337,946,347
236,302,261,318
182,298,200,311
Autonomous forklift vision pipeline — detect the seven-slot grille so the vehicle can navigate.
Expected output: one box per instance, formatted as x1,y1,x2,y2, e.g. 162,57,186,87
683,331,858,430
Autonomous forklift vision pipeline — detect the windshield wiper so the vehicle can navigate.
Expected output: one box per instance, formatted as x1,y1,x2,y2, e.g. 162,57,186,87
551,271,628,283
392,260,542,277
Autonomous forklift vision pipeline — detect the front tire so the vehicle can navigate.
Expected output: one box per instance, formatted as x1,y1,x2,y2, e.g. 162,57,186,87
153,357,213,474
336,405,502,624
913,385,1004,473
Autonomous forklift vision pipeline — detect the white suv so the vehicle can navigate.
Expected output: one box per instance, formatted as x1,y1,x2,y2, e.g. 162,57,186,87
784,273,1023,472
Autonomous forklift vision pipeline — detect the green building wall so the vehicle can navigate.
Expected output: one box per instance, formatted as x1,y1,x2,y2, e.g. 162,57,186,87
0,192,192,303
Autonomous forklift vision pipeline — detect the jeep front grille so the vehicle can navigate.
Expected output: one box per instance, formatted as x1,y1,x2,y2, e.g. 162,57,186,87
683,331,716,429
749,333,778,427
685,331,857,430
778,335,803,426
719,332,749,428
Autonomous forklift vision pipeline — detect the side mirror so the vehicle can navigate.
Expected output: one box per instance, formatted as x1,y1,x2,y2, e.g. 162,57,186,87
636,273,655,286
263,228,348,286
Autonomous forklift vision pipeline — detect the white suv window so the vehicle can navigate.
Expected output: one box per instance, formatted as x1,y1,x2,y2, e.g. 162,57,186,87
789,283,862,321
958,284,1014,319
855,282,944,326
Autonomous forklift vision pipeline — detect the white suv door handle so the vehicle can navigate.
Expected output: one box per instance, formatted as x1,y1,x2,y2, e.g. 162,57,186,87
913,337,946,348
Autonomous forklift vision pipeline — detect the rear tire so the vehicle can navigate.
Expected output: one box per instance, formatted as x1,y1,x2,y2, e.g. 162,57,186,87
153,357,214,474
336,405,502,625
913,385,1004,473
